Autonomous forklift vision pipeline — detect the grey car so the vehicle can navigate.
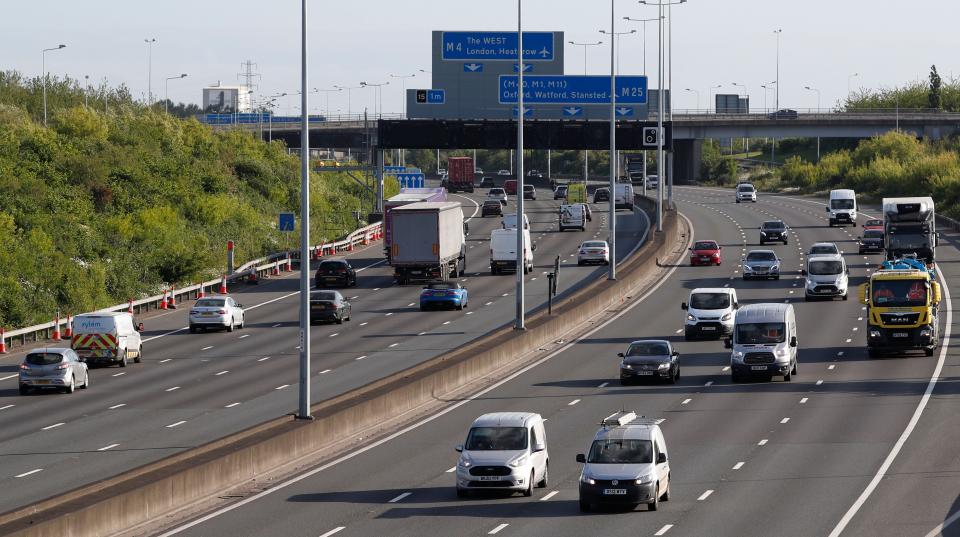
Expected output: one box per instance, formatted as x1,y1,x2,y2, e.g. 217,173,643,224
618,340,680,385
743,250,782,280
19,348,89,395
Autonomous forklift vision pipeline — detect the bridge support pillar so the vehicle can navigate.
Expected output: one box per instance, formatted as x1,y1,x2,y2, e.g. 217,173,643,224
673,138,702,184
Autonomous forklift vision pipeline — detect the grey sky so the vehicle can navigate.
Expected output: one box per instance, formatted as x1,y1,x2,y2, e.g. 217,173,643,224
2,1,957,115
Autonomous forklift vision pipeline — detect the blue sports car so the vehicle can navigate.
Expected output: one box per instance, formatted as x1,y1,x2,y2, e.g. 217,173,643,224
419,282,468,311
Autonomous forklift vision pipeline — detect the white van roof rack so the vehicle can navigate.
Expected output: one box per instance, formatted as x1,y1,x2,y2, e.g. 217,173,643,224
601,411,662,428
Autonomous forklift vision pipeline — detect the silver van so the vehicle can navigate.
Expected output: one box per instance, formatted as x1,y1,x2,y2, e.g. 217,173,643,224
725,303,798,382
455,412,549,498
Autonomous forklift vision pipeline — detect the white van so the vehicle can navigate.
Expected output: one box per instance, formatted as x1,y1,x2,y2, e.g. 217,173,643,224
614,183,635,210
803,254,849,301
456,412,549,498
71,312,143,367
682,287,739,339
726,303,798,382
490,227,535,274
559,204,586,231
501,213,530,230
827,189,857,227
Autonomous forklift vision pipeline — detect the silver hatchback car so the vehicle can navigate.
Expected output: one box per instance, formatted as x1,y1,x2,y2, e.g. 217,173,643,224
189,296,246,333
19,348,89,395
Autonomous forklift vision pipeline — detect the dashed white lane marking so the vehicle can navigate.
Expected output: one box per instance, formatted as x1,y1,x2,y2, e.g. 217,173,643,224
800,397,809,404
722,366,731,372
350,296,359,300
852,327,858,331
318,528,346,537
418,331,428,336
98,443,119,451
41,422,65,430
541,490,559,501
733,461,745,470
845,338,852,343
445,466,457,473
598,382,609,388
330,333,339,338
272,323,282,328
828,365,836,370
258,356,270,362
675,328,683,334
215,370,229,376
389,343,399,348
489,524,510,535
360,322,368,326
201,346,214,351
698,490,715,501
112,372,126,377
408,303,415,307
704,381,714,387
0,404,13,411
355,356,367,361
373,288,381,291
655,525,674,536
165,386,180,392
502,293,509,297
485,301,493,306
166,420,187,428
108,403,126,409
15,469,42,478
275,384,290,390
781,417,791,424
758,439,769,446
682,398,692,405
160,358,172,363
466,311,474,315
568,399,581,406
837,351,845,356
388,492,412,503
817,379,824,386
0,374,17,381
443,321,451,325
238,334,250,339
225,402,241,408
385,312,393,316
320,369,332,374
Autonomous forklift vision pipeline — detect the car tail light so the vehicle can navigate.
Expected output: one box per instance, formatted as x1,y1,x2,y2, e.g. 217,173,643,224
218,309,227,314
19,363,30,371
56,362,70,370
337,269,346,273
446,291,458,296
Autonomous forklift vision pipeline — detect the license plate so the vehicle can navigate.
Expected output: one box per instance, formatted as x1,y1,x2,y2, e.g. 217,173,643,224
751,365,768,370
34,380,50,385
478,476,502,481
411,270,422,274
700,257,711,261
700,326,716,331
637,371,654,375
892,332,909,338
324,276,338,280
603,489,628,495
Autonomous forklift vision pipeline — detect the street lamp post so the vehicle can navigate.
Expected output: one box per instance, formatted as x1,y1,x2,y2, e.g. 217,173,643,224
622,16,661,76
296,0,312,421
708,83,721,112
607,0,619,281
683,87,700,111
313,87,341,117
41,44,66,127
804,85,821,160
599,28,636,75
389,73,416,118
164,73,187,114
515,0,526,330
334,85,362,117
774,29,782,110
568,39,603,182
84,75,89,109
360,81,389,119
847,72,860,101
144,38,157,105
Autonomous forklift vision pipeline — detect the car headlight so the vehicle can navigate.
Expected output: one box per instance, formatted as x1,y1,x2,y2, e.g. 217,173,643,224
775,348,788,357
712,253,721,257
622,363,633,370
509,455,528,468
806,280,816,288
458,456,472,468
770,265,780,272
581,474,596,485
657,363,670,370
721,312,732,321
760,231,767,236
636,473,655,485
869,329,881,338
686,314,696,321
920,328,932,337
732,351,744,361
743,265,753,271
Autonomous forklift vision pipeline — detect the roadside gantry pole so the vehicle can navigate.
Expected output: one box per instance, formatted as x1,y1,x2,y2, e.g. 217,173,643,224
296,0,312,420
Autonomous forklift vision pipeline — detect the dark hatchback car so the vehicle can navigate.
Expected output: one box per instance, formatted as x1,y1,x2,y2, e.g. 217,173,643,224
481,199,504,217
858,228,885,253
618,340,680,385
314,259,357,288
522,184,536,200
593,187,610,203
759,220,789,245
478,177,496,189
309,290,352,324
768,108,798,120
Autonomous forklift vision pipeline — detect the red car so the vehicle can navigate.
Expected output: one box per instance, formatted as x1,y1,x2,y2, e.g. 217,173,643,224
862,218,884,231
689,240,722,266
503,179,518,195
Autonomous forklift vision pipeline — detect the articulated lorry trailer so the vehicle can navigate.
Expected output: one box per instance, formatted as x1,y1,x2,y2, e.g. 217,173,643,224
383,188,447,261
390,202,467,285
883,196,937,263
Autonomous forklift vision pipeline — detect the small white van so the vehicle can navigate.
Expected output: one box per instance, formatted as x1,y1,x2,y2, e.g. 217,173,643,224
803,254,849,301
501,213,530,230
71,312,143,367
682,288,739,339
726,303,798,382
559,204,586,231
827,189,857,227
456,412,549,498
614,183,635,210
490,228,535,275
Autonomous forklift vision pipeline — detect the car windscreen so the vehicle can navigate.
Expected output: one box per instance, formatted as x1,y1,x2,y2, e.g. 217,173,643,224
762,221,785,230
865,220,883,227
582,241,606,248
809,246,837,255
690,293,730,310
311,292,338,301
737,185,755,192
808,260,843,275
26,353,65,366
831,199,855,209
693,241,718,250
736,322,786,344
863,229,884,238
587,439,652,464
195,299,226,307
426,283,453,290
465,427,528,450
489,189,505,195
483,201,500,207
871,280,927,307
319,261,346,270
626,342,670,356
746,252,776,262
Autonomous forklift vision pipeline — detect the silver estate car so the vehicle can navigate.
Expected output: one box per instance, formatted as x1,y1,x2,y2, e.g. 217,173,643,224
189,296,245,333
19,348,89,395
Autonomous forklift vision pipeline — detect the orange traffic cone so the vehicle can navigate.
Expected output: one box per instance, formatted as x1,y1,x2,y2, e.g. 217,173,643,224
160,290,168,310
219,275,228,294
52,314,61,341
197,283,205,299
0,328,8,354
63,314,73,338
127,298,134,314
286,255,292,272
167,286,177,309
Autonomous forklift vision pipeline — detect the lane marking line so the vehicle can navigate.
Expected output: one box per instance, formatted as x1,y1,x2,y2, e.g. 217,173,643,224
568,399,581,406
201,346,214,351
828,365,836,370
800,397,809,404
355,356,367,361
489,524,509,535
166,421,186,428
598,382,609,388
698,490,714,501
0,404,13,411
108,403,126,409
318,528,346,537
15,469,42,478
682,398,692,405
238,334,250,339
445,466,456,473
165,386,180,392
275,384,289,390
258,356,270,362
320,369,332,374
41,422,65,430
758,439,769,446
388,343,399,348
655,525,674,536
159,358,171,363
540,490,559,501
330,333,339,338
225,402,241,408
216,371,229,376
733,462,745,470
112,372,126,377
388,492,412,503
0,374,16,381
704,381,714,387
781,417,791,424
98,443,119,451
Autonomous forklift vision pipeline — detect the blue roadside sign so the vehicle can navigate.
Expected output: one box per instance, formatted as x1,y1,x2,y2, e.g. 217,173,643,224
278,212,296,232
498,75,648,105
441,31,554,61
395,173,425,189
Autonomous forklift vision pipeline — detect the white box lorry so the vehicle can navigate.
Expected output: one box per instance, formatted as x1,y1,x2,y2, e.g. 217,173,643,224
390,202,466,285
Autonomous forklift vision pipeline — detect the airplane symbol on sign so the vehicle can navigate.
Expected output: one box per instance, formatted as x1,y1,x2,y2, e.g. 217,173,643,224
539,47,550,58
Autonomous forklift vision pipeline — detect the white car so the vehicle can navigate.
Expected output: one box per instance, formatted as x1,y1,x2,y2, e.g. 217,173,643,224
645,175,659,189
487,187,508,205
736,183,757,203
577,240,610,265
189,296,245,333
682,288,738,339
808,242,840,256
456,412,549,497
497,169,511,176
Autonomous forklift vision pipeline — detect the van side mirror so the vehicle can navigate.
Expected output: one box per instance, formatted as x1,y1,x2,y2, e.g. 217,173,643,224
724,338,732,349
576,454,586,463
657,453,668,464
790,336,798,348
671,350,679,357
236,304,244,308
534,442,546,453
688,247,692,251
455,445,463,453
733,302,740,309
825,206,830,213
681,302,688,310
137,323,145,332
617,352,625,358
801,269,807,276
532,244,537,252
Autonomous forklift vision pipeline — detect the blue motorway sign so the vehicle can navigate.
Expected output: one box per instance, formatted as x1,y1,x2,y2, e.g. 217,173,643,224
278,212,295,232
384,166,405,174
463,63,484,73
396,173,425,189
441,31,554,61
498,75,648,105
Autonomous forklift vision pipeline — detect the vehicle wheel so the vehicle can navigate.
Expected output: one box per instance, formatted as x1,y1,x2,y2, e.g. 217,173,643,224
736,200,741,204
579,500,591,512
805,296,812,302
81,370,90,389
783,368,792,382
457,302,463,311
119,354,127,368
578,261,584,266
683,332,692,341
336,315,343,325
523,470,534,497
774,275,780,280
661,477,671,501
668,368,678,384
537,463,549,488
189,325,197,334
674,367,680,381
648,486,659,511
784,240,789,245
227,318,235,332
581,226,586,231
759,240,764,245
64,376,75,394
792,361,798,375
456,487,469,499
925,347,935,357
419,306,425,312
19,384,29,396
842,293,848,301
134,346,142,364
731,371,741,383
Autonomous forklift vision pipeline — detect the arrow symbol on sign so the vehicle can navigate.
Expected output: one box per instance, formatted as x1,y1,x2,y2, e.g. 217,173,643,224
464,63,483,72
616,107,634,116
563,107,583,116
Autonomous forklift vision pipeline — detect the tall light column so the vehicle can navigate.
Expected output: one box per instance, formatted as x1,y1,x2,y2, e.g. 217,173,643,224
804,85,822,160
623,16,661,76
41,44,66,127
164,73,187,114
144,38,157,105
708,83,721,112
334,84,361,116
314,87,341,116
569,39,602,181
389,73,415,117
296,0,312,420
515,0,526,330
684,87,700,110
608,0,617,280
774,29,782,110
847,72,860,100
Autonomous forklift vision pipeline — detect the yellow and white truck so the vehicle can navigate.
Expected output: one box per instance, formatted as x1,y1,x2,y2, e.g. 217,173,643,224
859,268,941,357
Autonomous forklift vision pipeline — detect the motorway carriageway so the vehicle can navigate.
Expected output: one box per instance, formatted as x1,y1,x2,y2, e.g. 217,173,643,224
0,185,647,514
157,186,959,537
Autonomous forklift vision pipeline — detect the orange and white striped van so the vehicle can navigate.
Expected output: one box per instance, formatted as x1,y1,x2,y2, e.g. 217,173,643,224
71,312,143,367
